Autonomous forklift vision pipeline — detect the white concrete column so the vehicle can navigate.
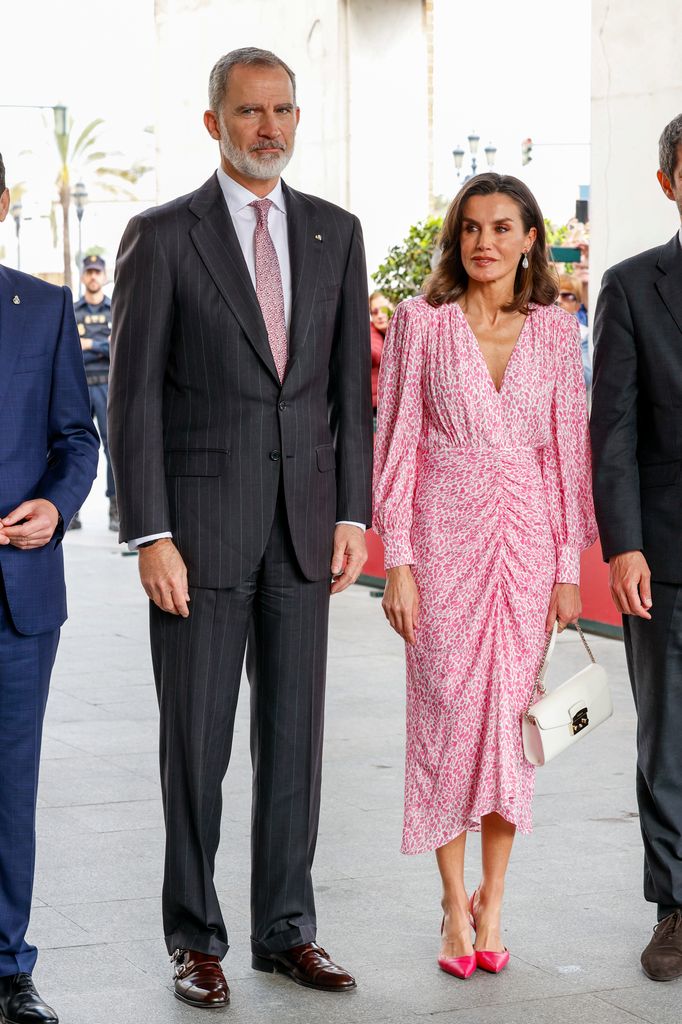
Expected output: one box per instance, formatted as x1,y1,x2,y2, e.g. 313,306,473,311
591,0,682,289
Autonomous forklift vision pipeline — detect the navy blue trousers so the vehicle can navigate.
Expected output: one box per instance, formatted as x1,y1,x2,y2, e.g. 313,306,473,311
0,582,59,976
88,382,115,498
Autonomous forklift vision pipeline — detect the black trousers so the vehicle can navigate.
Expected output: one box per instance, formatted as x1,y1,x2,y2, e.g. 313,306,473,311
150,491,330,958
623,581,682,920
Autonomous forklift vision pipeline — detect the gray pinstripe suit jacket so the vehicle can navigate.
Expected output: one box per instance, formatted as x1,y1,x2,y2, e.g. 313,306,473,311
108,172,373,587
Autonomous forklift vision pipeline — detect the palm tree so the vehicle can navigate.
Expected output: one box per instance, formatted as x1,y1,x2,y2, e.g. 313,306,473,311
52,110,151,288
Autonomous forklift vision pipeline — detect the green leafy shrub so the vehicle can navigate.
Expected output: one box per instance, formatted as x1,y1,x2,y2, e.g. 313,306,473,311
372,215,443,305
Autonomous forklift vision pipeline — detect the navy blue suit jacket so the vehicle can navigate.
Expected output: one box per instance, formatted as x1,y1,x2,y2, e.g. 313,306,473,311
0,266,99,635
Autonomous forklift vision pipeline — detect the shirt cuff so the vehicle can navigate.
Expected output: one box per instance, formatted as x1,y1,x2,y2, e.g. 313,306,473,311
555,545,580,585
336,521,366,532
128,531,173,551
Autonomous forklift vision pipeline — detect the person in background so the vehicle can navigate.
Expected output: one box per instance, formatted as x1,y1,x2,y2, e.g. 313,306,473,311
0,151,99,1024
369,291,394,414
71,255,118,532
591,112,682,983
556,273,591,392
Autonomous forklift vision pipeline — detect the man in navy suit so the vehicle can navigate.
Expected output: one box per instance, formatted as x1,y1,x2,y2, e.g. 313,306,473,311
0,154,99,1024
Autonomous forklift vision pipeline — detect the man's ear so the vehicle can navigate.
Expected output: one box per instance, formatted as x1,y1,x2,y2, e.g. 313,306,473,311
657,169,675,202
203,110,221,141
0,188,9,224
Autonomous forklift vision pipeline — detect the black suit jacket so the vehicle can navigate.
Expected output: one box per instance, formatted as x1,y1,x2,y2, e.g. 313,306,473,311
108,173,372,587
591,232,682,582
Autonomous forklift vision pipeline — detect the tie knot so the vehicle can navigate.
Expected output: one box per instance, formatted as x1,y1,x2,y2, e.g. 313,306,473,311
250,198,273,223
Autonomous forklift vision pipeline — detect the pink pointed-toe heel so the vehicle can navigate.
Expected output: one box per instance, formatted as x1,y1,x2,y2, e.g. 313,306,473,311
475,948,510,973
437,916,477,980
469,888,510,974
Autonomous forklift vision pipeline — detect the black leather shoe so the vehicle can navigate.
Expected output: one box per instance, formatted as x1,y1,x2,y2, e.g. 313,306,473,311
0,974,58,1024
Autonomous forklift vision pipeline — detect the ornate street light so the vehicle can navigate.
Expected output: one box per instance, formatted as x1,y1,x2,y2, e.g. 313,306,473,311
10,199,22,271
453,133,496,182
71,180,88,296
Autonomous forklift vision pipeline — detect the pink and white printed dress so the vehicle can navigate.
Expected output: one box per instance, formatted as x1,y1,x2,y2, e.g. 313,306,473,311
373,297,597,855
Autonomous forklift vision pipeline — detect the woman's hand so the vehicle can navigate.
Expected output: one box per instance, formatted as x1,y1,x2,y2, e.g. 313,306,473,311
382,564,420,645
545,583,581,633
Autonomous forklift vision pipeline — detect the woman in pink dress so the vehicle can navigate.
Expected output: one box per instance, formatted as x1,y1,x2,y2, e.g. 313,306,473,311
373,174,596,979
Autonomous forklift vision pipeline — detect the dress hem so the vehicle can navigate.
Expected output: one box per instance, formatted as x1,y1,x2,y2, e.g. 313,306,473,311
401,805,533,856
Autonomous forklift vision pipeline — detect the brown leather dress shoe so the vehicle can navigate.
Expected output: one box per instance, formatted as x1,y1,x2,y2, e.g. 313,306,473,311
641,910,682,981
171,948,230,1008
252,942,356,991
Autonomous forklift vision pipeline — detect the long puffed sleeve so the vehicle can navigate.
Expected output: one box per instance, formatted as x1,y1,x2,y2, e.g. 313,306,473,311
541,313,598,584
372,299,425,568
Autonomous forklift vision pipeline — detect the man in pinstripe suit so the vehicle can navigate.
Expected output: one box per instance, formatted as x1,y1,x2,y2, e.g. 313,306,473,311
108,48,372,1008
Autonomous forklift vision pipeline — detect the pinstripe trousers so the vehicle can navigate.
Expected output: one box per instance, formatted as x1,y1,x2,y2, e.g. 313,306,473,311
150,486,330,959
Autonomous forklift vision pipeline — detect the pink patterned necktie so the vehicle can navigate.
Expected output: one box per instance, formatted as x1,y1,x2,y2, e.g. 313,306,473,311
250,198,288,382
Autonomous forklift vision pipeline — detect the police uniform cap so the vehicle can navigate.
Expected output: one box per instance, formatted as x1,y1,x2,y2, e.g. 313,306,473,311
82,254,106,272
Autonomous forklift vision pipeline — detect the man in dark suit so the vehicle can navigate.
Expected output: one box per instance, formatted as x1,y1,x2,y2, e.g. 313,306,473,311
108,48,372,1008
0,154,99,1024
591,113,682,982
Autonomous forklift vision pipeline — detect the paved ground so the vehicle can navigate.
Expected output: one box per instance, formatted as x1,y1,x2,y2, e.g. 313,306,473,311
26,466,679,1023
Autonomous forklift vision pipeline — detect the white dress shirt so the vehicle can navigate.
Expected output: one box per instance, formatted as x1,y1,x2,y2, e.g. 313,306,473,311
129,168,363,549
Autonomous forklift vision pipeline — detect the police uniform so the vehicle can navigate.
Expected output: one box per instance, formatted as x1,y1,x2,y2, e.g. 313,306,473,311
73,255,117,526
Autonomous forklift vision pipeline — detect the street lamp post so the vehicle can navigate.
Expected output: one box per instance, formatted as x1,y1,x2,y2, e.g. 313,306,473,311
453,132,497,183
10,199,22,271
71,180,88,297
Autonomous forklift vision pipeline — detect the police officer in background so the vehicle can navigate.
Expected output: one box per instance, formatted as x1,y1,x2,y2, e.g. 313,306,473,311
72,254,118,531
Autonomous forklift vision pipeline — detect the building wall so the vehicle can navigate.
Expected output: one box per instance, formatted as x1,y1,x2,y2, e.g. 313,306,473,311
591,0,682,291
153,0,429,281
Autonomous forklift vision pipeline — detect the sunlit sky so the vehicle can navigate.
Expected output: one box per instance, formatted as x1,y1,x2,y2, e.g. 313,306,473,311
0,0,591,272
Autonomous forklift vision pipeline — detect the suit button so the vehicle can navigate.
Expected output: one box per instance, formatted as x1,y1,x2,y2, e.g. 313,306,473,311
269,451,281,461
278,401,287,411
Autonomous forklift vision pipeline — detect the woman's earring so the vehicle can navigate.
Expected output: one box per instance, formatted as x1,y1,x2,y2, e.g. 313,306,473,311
522,251,529,270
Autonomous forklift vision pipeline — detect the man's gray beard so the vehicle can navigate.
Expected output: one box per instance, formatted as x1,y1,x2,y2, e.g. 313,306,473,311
219,121,293,181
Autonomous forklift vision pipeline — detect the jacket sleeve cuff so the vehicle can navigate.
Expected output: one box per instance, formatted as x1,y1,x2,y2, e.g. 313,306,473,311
382,529,414,570
555,545,580,585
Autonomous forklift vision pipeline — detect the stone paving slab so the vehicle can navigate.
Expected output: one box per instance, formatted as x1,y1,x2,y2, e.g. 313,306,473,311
22,478,677,1023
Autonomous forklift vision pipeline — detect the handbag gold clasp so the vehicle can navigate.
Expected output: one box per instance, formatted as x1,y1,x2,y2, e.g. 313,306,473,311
571,707,589,735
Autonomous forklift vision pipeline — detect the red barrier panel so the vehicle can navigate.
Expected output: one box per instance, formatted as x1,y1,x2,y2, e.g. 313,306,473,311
360,532,621,636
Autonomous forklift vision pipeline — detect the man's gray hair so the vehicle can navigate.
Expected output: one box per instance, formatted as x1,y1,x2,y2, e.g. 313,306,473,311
208,47,296,113
0,152,5,193
659,114,682,181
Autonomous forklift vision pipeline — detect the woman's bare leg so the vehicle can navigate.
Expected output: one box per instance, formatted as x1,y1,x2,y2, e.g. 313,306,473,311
473,812,516,952
435,832,474,957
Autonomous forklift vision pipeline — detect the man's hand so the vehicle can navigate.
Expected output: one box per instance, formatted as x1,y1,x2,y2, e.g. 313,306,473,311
138,539,190,617
382,564,419,645
0,499,60,549
609,551,652,619
545,582,581,633
330,525,367,594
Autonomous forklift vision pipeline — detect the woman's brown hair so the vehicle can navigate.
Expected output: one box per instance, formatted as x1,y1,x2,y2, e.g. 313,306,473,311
423,173,558,314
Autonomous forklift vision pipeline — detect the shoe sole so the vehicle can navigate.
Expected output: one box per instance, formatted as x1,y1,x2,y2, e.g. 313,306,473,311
173,991,230,1009
252,954,356,992
641,964,682,983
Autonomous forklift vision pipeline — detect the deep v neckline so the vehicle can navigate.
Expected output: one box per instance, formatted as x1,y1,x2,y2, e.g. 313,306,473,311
456,302,531,395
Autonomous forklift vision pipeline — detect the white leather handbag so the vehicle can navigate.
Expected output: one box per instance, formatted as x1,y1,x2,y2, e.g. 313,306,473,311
522,623,613,766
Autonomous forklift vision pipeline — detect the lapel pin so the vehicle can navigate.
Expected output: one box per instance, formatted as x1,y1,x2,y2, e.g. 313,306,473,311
12,295,21,305
314,233,323,242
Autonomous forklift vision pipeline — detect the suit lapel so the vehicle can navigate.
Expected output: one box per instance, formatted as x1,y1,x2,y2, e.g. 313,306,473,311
284,182,323,375
0,266,26,409
655,233,682,335
189,174,280,383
